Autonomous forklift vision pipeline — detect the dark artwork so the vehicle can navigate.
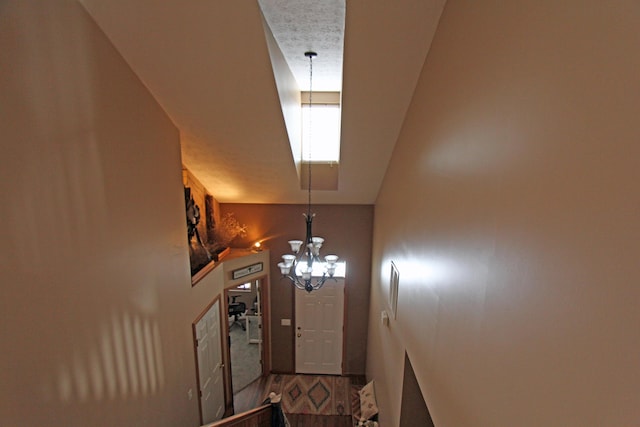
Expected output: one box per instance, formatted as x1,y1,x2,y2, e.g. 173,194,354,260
185,187,212,275
185,185,246,279
205,194,216,243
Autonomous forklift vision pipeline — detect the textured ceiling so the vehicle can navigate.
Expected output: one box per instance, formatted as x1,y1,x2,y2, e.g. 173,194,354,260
79,0,446,205
258,0,345,91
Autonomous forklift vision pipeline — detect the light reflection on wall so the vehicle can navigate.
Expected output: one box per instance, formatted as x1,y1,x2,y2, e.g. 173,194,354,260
381,256,463,291
54,311,165,403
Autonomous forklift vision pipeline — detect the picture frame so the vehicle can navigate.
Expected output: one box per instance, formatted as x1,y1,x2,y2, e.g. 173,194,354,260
389,261,399,319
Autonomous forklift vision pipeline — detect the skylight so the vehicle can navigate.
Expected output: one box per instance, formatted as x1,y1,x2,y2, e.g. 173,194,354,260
301,91,341,163
301,103,341,162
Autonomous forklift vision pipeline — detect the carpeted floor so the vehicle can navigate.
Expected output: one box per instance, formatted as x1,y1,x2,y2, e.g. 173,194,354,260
230,319,261,393
263,374,352,416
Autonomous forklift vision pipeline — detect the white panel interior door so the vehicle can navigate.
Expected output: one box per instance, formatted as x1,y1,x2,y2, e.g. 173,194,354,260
295,278,344,375
195,300,225,424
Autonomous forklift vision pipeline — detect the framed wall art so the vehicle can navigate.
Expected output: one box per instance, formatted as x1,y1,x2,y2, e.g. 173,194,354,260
389,261,399,319
232,262,264,280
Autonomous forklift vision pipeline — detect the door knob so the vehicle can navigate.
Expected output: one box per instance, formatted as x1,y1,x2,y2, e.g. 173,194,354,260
297,333,301,338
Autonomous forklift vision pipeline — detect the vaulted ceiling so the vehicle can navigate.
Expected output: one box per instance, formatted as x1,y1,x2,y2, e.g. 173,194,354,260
80,0,445,204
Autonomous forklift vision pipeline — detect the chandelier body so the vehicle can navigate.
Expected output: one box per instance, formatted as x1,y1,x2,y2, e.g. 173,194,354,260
278,211,338,293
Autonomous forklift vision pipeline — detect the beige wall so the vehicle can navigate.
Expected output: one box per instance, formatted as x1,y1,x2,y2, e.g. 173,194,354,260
0,1,230,425
368,1,640,426
221,204,373,374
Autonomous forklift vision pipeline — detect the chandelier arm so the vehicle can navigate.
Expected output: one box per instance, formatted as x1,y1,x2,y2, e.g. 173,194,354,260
309,275,337,292
281,273,308,292
282,262,338,293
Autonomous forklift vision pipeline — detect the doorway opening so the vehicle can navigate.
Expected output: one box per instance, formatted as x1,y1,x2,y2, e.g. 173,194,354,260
226,276,269,397
399,352,434,427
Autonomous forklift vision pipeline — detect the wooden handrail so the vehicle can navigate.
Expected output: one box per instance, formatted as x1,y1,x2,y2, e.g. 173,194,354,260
204,404,272,427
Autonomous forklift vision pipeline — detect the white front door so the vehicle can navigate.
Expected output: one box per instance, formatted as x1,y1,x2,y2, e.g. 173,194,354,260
195,300,225,424
295,278,344,375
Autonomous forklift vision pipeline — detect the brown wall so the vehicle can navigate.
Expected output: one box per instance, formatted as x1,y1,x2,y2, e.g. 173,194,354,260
1,1,227,425
367,1,640,426
221,204,373,374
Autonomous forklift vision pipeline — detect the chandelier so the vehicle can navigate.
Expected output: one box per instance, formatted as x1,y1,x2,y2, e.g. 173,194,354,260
277,51,339,293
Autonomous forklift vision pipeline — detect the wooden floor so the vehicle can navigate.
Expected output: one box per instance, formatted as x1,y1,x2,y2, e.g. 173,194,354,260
285,414,354,427
233,375,271,414
233,374,366,427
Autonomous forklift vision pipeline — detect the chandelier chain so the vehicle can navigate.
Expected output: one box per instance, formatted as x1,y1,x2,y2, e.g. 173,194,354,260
307,51,314,216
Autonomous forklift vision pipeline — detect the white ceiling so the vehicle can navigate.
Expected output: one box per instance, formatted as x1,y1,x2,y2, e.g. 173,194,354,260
80,0,446,205
258,0,345,92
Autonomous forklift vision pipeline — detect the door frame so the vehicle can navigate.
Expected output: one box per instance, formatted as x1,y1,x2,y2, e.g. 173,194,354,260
192,294,226,425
